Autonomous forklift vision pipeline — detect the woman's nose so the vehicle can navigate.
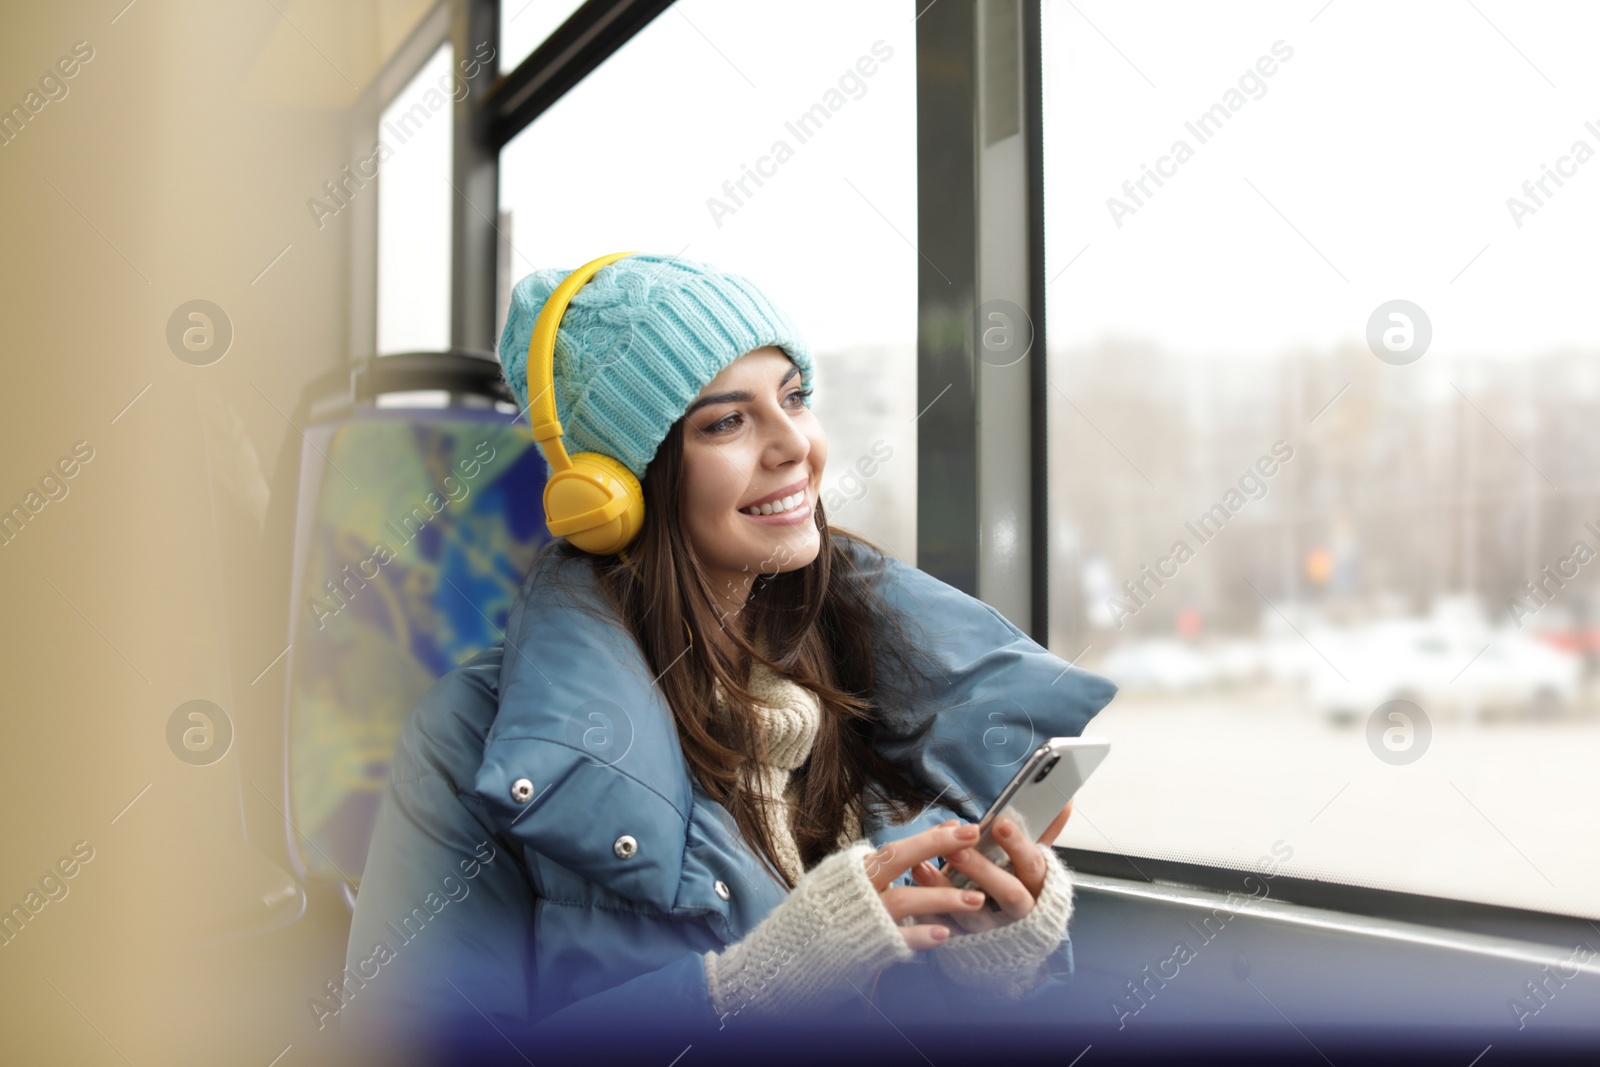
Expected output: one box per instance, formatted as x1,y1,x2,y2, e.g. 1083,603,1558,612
763,406,811,464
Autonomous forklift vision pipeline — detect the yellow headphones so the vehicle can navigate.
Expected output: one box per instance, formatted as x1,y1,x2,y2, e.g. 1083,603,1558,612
526,251,646,555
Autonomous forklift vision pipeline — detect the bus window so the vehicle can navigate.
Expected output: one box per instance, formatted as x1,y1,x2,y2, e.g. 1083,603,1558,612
1042,0,1600,921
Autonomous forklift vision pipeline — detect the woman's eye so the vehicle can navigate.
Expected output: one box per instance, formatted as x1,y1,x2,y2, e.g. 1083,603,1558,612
708,412,742,434
785,387,813,407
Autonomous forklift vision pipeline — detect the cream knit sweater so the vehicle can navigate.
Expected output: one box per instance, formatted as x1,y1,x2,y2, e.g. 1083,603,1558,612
701,662,1076,1023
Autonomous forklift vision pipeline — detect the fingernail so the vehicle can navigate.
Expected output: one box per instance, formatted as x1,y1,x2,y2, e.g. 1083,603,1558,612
931,926,949,942
957,824,979,840
962,891,984,906
996,821,1012,838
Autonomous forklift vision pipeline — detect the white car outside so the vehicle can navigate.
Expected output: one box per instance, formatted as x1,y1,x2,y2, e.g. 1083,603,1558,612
1101,639,1215,693
1307,618,1580,722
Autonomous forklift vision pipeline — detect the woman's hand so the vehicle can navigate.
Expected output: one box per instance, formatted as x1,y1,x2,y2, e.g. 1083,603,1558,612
907,803,1073,934
859,821,999,950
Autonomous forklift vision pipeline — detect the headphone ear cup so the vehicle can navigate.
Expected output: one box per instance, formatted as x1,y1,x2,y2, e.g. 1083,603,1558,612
543,451,644,555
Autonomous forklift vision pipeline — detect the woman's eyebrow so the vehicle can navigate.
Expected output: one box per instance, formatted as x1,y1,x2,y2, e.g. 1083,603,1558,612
684,390,751,418
684,365,800,418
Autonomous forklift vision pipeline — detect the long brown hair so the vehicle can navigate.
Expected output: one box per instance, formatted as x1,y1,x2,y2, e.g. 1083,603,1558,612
536,416,947,890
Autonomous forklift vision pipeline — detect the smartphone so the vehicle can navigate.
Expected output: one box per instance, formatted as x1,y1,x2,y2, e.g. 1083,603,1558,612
944,736,1110,895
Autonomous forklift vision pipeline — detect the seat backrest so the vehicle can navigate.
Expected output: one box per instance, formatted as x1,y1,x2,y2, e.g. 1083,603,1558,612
273,353,550,896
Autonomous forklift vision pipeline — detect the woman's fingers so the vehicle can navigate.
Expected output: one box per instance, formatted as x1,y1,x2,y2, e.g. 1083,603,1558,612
879,884,987,922
862,820,982,891
991,817,1051,899
862,816,1055,945
862,820,993,950
898,923,952,951
869,812,1067,944
944,841,1035,921
879,884,990,950
910,859,1005,933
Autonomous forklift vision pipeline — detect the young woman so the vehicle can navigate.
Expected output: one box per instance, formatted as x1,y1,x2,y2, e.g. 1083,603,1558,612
341,254,1117,1062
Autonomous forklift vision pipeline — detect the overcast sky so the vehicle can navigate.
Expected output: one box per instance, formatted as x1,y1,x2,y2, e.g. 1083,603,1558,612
494,0,920,355
1043,0,1600,362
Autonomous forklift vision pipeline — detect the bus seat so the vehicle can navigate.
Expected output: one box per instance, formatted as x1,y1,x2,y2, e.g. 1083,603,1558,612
255,351,549,910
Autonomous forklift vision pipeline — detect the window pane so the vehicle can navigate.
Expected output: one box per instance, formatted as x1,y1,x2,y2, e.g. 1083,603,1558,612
1044,0,1599,918
499,0,918,561
499,0,589,74
377,43,453,355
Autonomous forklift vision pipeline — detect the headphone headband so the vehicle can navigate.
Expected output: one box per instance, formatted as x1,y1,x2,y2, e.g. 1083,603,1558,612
525,250,639,472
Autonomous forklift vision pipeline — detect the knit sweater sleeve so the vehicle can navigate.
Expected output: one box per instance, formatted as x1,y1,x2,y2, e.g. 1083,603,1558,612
702,839,914,1025
931,844,1075,999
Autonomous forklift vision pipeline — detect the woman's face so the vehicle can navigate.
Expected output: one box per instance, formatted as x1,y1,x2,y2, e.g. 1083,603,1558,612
680,346,828,608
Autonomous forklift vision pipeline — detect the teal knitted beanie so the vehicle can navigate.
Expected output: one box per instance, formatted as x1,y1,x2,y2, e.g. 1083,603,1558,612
497,253,815,480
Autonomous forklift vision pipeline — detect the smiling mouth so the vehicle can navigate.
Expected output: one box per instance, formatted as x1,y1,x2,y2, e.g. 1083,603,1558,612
738,474,811,516
740,489,809,517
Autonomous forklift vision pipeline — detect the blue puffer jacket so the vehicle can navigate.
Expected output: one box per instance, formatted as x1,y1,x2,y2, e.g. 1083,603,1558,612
338,538,1116,1061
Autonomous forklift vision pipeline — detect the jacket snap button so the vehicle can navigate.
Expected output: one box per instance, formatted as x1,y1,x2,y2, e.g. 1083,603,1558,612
613,835,638,859
714,879,730,900
510,778,534,803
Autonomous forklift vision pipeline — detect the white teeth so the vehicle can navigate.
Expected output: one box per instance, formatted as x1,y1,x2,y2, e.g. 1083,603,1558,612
744,490,806,517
